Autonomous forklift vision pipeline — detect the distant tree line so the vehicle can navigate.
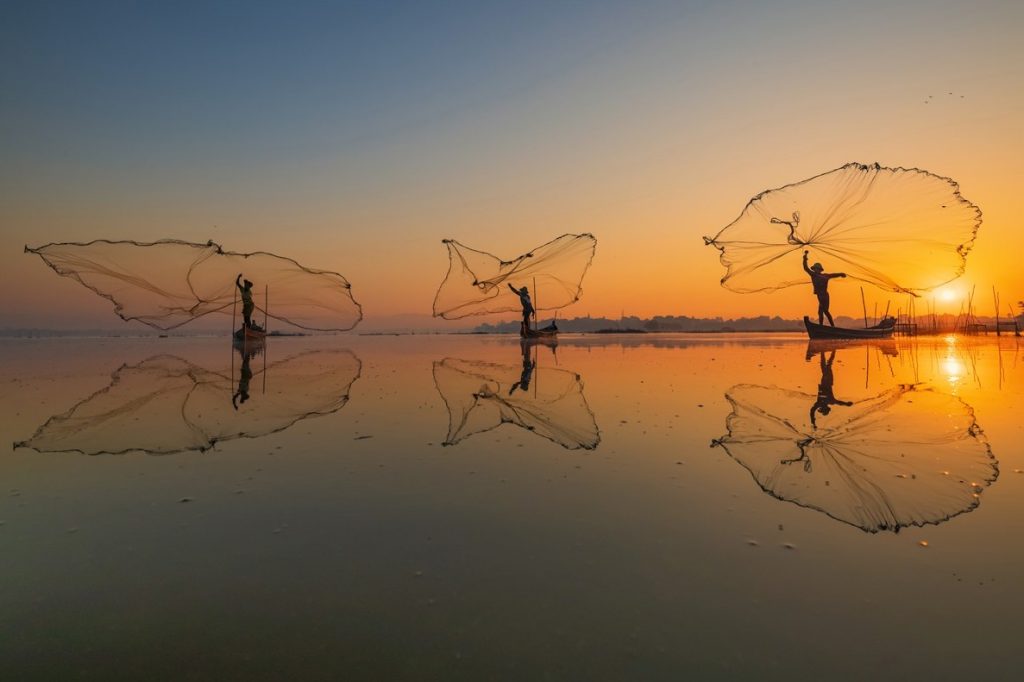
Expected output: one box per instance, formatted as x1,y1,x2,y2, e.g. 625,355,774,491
473,314,823,334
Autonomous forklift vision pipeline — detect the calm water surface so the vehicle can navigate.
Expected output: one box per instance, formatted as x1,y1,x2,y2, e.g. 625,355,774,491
2,333,1022,680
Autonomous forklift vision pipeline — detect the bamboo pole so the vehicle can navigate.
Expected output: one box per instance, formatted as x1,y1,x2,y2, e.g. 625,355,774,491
231,286,237,389
993,286,1000,336
263,285,268,393
533,276,538,331
861,287,868,328
533,339,538,399
232,286,237,391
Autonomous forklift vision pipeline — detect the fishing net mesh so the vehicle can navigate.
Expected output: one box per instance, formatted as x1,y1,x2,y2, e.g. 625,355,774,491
713,383,996,533
433,356,600,450
433,233,596,319
704,163,981,296
26,239,362,331
15,350,361,455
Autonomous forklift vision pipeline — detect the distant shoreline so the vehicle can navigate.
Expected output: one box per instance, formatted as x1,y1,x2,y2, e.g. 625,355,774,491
2,313,1015,339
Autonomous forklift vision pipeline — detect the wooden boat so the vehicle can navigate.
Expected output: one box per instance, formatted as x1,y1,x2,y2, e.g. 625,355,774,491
521,333,558,349
521,322,558,339
804,316,895,340
233,325,267,343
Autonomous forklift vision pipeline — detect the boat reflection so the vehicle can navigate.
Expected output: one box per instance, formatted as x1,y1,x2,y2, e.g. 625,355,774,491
15,348,361,456
712,348,997,533
804,337,898,360
433,340,600,450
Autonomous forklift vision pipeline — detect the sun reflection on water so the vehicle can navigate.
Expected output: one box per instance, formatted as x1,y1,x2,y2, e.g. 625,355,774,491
941,335,964,387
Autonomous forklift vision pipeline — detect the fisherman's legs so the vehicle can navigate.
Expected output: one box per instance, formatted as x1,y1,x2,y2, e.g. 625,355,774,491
522,310,532,332
243,303,254,328
817,293,834,326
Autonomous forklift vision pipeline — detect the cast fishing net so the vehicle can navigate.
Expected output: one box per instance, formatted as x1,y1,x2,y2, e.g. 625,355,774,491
712,383,997,533
25,239,363,331
14,349,361,455
704,163,981,296
433,233,596,319
432,354,600,450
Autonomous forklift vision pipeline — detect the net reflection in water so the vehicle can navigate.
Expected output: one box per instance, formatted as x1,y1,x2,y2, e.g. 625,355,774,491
712,382,997,533
433,351,600,450
15,349,361,456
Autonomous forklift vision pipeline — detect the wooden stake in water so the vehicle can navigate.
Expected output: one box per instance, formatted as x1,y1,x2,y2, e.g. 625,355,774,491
533,339,538,399
968,285,977,333
860,287,868,328
993,286,1000,336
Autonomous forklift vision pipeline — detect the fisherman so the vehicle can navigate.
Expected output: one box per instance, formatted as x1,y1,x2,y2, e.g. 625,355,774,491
809,349,853,427
803,250,847,326
509,339,537,395
232,346,256,410
508,283,534,335
236,273,255,329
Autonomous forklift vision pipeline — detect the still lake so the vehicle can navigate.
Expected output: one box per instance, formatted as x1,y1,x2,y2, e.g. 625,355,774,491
2,333,1022,680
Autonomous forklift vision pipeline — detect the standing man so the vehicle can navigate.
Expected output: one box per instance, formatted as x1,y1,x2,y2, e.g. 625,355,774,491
236,274,255,329
508,283,534,335
803,251,846,326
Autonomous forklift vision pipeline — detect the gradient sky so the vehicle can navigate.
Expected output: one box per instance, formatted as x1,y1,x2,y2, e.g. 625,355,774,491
2,0,1022,329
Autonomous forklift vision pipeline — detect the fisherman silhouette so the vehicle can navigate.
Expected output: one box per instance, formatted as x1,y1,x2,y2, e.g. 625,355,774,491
508,283,534,334
809,349,853,427
803,251,847,326
509,339,537,395
232,346,257,410
236,274,257,329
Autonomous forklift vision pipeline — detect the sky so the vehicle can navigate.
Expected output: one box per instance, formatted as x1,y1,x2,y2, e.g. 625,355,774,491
1,0,1022,330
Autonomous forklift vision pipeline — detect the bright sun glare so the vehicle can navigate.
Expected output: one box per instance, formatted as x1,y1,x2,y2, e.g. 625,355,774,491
937,287,958,302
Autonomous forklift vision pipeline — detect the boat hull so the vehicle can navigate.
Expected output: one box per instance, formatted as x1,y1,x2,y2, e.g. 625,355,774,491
521,324,558,340
234,326,267,342
804,316,894,340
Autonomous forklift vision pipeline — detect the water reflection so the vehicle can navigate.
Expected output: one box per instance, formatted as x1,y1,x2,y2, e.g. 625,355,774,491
232,341,261,409
807,348,854,427
712,346,997,533
433,340,600,450
15,348,361,456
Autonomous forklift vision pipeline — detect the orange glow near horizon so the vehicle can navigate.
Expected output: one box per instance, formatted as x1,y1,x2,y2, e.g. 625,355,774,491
1,3,1022,330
